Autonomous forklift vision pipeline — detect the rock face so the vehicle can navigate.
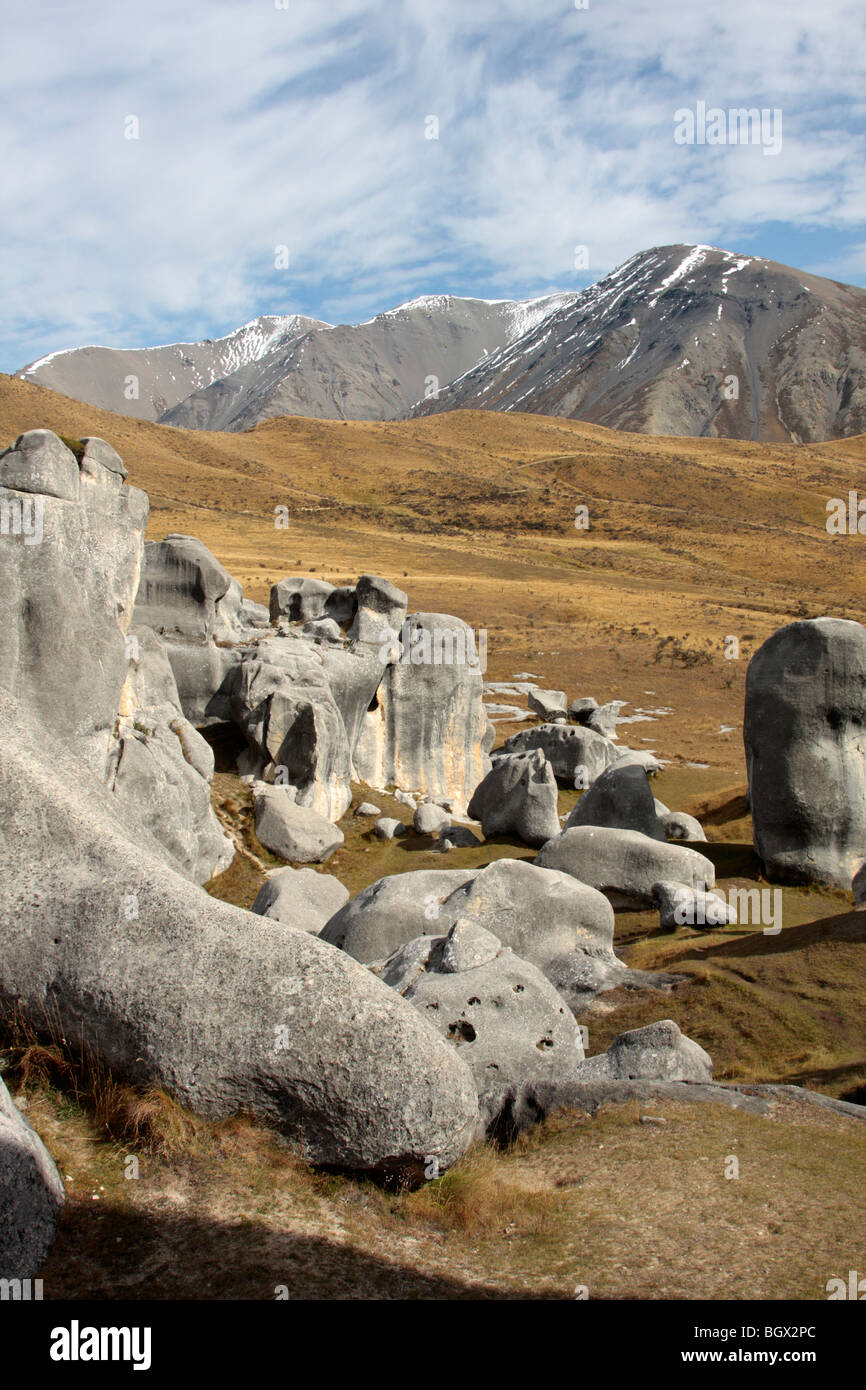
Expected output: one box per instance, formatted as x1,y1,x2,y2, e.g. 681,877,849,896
0,1077,66,1280
503,723,616,787
576,1021,713,1084
0,432,230,884
253,783,345,863
350,574,408,645
354,612,493,812
744,618,866,889
528,688,567,720
251,868,350,932
0,685,479,1175
565,763,666,841
321,857,631,1007
110,627,233,882
468,750,560,847
369,921,586,1133
320,869,477,960
535,826,715,907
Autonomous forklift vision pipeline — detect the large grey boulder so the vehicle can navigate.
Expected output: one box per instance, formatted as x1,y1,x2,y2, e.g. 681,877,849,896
744,617,866,888
435,858,628,1005
354,612,493,812
135,534,245,642
253,783,344,863
468,749,560,847
587,700,626,740
503,723,616,787
322,857,632,1007
662,810,707,842
0,1077,66,1280
80,436,128,488
320,868,478,960
350,574,408,646
230,643,353,820
110,627,233,882
528,687,567,720
568,697,598,723
251,867,350,932
564,762,666,841
576,1021,713,1083
133,534,254,727
0,429,80,501
653,881,736,930
369,920,586,1134
373,817,406,839
0,686,479,1176
535,826,715,907
270,576,335,624
0,430,148,779
414,802,451,835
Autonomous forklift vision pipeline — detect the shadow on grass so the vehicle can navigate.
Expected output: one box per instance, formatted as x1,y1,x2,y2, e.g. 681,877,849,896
41,1203,541,1301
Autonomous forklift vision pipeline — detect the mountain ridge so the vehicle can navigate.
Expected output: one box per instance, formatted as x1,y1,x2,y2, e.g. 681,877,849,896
16,244,866,442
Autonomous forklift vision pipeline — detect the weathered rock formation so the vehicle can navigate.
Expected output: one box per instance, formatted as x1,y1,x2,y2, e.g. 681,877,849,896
745,617,866,888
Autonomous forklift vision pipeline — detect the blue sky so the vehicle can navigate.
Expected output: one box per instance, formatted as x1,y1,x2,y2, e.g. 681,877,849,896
1,0,864,371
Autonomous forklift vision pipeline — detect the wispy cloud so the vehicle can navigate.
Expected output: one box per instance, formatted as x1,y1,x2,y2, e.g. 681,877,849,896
1,0,863,369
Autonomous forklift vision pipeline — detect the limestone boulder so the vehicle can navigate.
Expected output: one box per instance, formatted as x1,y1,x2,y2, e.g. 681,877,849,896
503,723,616,788
251,867,350,932
744,617,866,888
0,687,479,1176
369,921,586,1133
535,826,715,907
565,762,666,840
0,1077,65,1280
468,750,560,847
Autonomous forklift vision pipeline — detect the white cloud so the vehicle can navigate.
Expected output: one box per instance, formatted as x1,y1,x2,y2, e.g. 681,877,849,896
0,0,863,368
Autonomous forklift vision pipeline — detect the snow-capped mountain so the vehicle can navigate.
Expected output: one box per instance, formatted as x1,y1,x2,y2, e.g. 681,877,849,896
413,245,866,443
158,293,577,430
17,314,329,422
16,246,866,441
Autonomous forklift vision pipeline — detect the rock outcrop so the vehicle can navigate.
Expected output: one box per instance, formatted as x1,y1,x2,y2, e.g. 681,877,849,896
468,749,560,847
535,826,715,907
503,723,616,787
564,762,666,841
369,920,586,1133
0,432,230,884
744,617,866,888
0,685,479,1175
0,1077,65,1280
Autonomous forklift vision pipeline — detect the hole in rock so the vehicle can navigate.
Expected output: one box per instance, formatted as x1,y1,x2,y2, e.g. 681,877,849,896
447,1020,477,1044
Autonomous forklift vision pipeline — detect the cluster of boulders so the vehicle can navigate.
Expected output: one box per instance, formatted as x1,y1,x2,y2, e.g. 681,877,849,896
5,429,865,1285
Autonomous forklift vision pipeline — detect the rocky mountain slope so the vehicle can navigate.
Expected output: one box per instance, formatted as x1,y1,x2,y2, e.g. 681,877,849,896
414,245,866,443
16,246,866,442
17,314,328,422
